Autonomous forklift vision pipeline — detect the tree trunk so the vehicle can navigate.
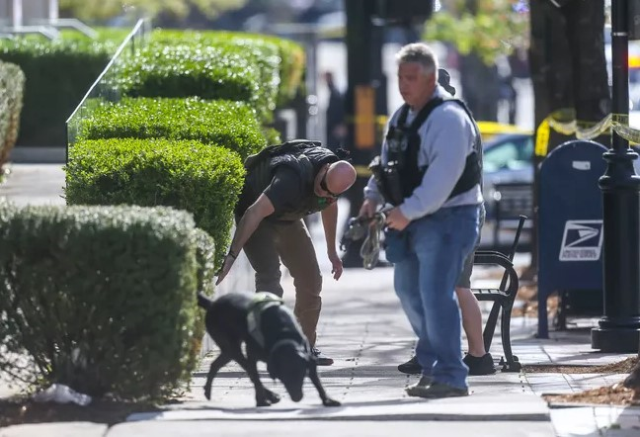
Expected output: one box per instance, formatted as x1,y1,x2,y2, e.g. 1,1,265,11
562,0,611,147
527,0,610,282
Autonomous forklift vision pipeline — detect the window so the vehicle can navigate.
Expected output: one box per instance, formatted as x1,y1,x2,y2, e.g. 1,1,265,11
484,136,532,172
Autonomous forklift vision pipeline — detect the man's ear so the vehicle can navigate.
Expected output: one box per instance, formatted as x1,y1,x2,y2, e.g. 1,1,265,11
428,73,437,88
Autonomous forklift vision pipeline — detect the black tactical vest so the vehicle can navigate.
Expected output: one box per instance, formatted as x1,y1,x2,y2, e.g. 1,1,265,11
243,140,339,221
386,97,483,200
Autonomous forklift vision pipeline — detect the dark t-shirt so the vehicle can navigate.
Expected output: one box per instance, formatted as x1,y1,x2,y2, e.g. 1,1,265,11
236,165,337,221
263,166,304,216
236,166,304,219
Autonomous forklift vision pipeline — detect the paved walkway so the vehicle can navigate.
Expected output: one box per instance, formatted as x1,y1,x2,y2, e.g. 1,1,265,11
1,164,639,437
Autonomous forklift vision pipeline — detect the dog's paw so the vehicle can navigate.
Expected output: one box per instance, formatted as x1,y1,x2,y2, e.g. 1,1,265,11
265,390,281,404
204,386,212,401
322,398,341,407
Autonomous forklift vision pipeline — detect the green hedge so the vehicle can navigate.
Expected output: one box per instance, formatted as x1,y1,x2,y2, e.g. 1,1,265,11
0,202,213,400
75,97,267,160
65,138,245,268
112,43,276,122
0,38,116,146
149,29,305,108
0,61,26,172
61,27,132,43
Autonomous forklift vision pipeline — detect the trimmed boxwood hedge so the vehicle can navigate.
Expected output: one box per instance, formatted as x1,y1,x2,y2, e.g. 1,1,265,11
112,43,275,122
65,138,245,268
149,29,305,108
0,38,116,146
0,61,26,172
75,97,267,160
0,201,214,400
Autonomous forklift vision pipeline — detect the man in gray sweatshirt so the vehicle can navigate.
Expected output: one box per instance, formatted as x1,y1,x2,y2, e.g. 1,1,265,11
359,43,482,398
396,68,494,377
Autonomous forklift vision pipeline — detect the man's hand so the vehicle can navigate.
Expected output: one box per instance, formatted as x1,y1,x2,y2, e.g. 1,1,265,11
385,207,410,231
215,254,236,285
328,251,343,280
358,198,377,219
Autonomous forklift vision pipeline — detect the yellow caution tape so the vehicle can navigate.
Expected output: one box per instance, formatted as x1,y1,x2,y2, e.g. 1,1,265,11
534,109,640,157
535,118,551,157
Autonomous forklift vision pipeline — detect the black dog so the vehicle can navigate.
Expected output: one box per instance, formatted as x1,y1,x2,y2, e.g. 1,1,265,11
197,291,341,407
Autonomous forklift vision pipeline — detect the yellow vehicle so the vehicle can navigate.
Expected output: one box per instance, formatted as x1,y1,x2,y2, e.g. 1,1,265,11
477,121,532,142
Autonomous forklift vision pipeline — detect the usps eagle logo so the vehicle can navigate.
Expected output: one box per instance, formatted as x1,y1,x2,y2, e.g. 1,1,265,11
559,220,603,261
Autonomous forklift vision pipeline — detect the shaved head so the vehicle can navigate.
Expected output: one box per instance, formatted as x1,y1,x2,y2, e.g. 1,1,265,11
326,160,357,195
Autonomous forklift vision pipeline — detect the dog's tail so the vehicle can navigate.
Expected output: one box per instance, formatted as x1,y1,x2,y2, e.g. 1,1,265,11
197,292,214,310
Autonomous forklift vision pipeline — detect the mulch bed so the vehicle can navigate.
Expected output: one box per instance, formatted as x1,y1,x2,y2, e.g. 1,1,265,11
544,384,640,406
524,356,639,374
526,357,640,406
0,396,162,427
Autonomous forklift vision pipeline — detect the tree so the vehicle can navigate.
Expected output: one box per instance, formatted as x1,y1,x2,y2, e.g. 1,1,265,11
59,0,247,21
423,0,529,121
526,0,610,281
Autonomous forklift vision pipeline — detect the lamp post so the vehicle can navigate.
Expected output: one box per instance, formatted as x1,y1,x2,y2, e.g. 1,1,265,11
591,0,640,352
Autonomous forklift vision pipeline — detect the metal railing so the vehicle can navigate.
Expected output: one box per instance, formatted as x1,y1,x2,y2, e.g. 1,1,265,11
65,18,151,161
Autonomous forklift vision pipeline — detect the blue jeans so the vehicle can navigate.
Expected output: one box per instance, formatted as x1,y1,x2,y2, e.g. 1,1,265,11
394,204,480,390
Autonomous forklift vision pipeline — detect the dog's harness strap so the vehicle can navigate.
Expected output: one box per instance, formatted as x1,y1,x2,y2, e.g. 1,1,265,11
247,292,284,348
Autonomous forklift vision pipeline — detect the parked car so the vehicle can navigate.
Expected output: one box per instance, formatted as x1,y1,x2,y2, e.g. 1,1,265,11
480,128,640,232
481,132,534,221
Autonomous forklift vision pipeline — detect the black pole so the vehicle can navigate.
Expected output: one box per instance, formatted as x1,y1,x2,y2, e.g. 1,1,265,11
341,0,381,268
591,0,640,352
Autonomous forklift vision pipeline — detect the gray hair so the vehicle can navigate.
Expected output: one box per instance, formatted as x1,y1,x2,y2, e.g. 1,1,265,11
396,43,439,78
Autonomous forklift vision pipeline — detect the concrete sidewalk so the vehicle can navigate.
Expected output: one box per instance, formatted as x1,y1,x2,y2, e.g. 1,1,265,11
1,164,639,437
0,163,66,207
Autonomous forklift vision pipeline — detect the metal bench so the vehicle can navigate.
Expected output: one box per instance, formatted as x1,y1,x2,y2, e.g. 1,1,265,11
472,215,526,372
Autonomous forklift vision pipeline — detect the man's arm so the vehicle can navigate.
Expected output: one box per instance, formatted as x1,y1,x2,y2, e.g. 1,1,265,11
230,194,274,254
321,201,343,280
215,194,274,285
321,201,339,255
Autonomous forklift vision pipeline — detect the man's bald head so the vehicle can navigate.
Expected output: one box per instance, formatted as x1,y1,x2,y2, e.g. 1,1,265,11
325,160,357,195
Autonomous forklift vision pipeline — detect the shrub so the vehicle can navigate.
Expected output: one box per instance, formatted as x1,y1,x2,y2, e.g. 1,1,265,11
0,61,26,171
252,34,306,107
65,138,245,268
0,202,212,400
150,29,305,108
75,97,266,160
191,227,216,357
112,45,265,116
0,38,115,146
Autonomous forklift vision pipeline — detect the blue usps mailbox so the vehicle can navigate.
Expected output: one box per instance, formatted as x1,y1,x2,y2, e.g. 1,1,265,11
538,140,607,338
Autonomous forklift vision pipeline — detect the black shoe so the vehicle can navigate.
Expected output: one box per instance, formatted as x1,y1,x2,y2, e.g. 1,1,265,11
398,356,422,375
312,347,334,366
405,375,433,396
406,381,468,399
463,353,496,375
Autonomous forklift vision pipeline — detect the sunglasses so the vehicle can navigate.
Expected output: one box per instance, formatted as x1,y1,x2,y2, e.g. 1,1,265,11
320,167,339,198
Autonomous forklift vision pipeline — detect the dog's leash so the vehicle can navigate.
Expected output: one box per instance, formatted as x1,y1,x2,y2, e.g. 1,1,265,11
341,211,387,270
